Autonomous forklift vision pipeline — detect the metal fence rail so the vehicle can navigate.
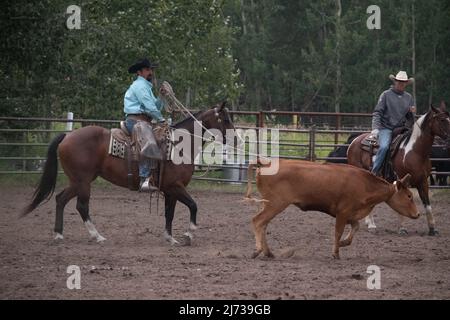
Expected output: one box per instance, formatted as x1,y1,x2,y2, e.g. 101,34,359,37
0,114,448,188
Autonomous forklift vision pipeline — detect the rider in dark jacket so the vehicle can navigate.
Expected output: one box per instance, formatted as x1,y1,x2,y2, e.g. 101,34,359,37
370,71,416,175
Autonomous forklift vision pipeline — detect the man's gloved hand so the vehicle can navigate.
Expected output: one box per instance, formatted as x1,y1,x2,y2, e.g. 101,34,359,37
369,129,379,139
157,119,169,128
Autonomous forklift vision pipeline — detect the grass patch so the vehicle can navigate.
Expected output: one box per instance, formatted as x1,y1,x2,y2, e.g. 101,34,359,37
0,172,248,194
0,174,120,190
187,179,247,194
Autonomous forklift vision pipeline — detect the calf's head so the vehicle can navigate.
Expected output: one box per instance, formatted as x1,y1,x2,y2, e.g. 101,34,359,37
386,174,420,219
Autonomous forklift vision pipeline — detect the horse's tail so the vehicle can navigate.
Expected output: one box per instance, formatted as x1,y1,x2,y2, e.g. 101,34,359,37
21,133,66,217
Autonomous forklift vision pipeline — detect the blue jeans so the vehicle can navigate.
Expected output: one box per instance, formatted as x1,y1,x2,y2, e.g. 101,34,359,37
372,129,392,175
125,118,150,178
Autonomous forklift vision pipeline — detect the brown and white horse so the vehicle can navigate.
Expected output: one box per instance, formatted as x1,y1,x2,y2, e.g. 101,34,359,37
347,102,450,235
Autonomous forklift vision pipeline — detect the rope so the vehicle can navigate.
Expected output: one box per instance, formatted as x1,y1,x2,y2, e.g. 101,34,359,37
161,81,188,117
161,81,216,141
160,82,273,179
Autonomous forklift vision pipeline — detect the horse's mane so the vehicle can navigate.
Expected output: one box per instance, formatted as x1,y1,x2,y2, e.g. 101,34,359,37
401,111,431,146
420,110,433,131
402,127,413,146
173,110,205,128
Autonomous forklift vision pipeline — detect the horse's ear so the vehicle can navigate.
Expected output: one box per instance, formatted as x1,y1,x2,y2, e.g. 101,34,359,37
430,104,440,114
439,101,447,112
218,100,227,111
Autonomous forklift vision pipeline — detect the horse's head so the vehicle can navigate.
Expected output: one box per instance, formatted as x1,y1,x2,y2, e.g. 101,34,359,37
198,101,235,143
427,101,450,142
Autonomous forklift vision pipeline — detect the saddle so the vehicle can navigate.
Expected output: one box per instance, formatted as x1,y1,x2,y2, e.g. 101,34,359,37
109,120,172,191
360,127,411,182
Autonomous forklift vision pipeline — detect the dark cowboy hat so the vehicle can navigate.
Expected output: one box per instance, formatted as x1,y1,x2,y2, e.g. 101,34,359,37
128,58,158,74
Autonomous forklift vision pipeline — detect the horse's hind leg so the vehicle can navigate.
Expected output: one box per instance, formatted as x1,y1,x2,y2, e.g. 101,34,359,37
76,183,106,242
365,213,377,230
163,194,178,245
173,186,198,243
54,185,77,240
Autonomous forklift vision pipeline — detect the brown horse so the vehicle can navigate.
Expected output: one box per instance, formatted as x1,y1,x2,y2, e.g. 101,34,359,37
22,102,234,244
347,102,450,235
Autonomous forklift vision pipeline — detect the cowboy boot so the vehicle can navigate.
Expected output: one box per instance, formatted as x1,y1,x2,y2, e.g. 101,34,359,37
139,177,158,192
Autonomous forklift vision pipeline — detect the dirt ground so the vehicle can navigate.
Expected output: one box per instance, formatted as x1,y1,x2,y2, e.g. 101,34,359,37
0,184,449,300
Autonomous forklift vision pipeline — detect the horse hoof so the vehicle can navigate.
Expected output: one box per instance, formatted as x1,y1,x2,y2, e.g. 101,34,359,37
54,233,64,240
166,237,179,246
96,235,106,243
189,222,198,231
251,250,262,259
264,252,275,259
428,229,439,236
164,231,179,246
398,228,408,236
332,253,340,260
181,233,192,246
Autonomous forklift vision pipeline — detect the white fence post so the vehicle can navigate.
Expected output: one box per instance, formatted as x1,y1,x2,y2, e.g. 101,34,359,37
66,112,74,131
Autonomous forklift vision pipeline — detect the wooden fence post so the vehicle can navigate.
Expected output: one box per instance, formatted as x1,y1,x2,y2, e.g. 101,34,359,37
309,125,316,161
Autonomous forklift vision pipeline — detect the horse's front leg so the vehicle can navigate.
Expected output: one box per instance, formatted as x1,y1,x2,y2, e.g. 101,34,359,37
417,180,438,236
163,194,179,245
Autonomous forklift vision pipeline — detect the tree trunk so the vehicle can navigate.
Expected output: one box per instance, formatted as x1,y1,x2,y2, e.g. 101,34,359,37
185,86,191,108
335,0,342,114
240,0,247,36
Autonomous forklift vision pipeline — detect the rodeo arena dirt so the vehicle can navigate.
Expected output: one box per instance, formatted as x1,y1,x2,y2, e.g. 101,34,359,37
1,156,450,300
1,107,450,302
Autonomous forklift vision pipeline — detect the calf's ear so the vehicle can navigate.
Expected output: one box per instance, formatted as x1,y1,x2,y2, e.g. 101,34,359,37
400,174,412,188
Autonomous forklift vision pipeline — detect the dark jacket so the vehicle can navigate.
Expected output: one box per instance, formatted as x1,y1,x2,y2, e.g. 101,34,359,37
372,86,415,130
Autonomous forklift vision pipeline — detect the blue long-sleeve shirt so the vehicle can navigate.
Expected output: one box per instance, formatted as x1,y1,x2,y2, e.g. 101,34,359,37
124,76,165,121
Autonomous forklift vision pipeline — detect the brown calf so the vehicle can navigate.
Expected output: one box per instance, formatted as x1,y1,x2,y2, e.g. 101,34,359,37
245,159,419,259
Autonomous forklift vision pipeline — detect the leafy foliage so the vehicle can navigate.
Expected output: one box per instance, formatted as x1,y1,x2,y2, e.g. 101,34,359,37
1,0,449,119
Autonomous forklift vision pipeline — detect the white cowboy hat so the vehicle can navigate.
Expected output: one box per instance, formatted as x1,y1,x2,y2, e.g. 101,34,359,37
389,71,414,84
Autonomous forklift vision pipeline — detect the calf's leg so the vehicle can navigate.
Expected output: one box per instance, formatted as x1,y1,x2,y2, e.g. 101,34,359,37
339,220,359,247
333,214,346,259
251,202,288,259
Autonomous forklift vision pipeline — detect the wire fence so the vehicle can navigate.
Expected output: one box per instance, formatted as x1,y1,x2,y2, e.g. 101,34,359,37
0,112,449,188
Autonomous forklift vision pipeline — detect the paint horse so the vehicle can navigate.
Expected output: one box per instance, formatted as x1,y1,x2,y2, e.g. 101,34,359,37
22,102,234,245
347,102,450,235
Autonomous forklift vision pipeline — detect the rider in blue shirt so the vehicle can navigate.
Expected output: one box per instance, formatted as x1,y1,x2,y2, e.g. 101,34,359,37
124,58,167,192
